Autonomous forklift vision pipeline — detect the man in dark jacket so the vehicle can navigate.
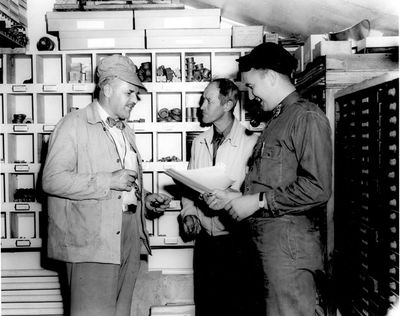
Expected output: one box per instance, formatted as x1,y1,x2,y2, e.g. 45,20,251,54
206,42,332,315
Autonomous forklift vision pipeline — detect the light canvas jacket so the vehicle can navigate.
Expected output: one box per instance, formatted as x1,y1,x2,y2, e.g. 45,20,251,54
42,101,151,264
181,118,258,236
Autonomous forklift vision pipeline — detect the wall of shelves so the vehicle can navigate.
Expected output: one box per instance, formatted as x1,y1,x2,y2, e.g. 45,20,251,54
0,47,259,254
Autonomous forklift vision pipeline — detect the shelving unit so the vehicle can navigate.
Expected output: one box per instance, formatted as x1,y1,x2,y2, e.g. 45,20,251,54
335,73,399,315
0,47,258,256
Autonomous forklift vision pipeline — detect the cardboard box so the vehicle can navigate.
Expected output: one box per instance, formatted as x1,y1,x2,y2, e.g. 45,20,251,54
357,36,399,53
47,11,133,31
232,26,264,47
59,30,145,50
134,8,220,29
146,28,231,49
303,34,327,69
313,40,352,59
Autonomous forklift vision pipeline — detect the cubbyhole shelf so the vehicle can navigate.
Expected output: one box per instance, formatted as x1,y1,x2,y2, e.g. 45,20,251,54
1,212,6,239
36,54,63,84
129,92,152,123
185,92,202,122
10,211,36,239
184,52,211,82
37,94,64,125
7,133,34,164
6,54,33,84
0,173,5,203
156,92,182,123
66,54,93,83
136,132,154,162
126,53,152,83
7,94,33,124
0,94,4,124
155,53,182,83
67,93,93,112
8,173,36,203
0,133,4,162
157,132,182,162
213,51,242,81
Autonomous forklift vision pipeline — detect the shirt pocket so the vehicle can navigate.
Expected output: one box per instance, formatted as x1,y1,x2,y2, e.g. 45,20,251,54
259,145,283,186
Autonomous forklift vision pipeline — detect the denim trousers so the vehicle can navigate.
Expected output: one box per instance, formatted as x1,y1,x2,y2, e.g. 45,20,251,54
247,214,323,316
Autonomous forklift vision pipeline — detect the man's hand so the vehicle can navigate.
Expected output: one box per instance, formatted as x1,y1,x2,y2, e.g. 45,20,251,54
202,189,242,210
225,194,259,221
145,193,171,218
111,169,138,191
181,215,201,239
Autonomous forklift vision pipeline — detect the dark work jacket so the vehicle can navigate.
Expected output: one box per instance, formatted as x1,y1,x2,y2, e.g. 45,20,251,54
243,91,332,217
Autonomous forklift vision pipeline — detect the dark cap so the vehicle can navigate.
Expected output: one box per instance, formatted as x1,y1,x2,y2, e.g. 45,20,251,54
237,42,297,76
96,54,146,91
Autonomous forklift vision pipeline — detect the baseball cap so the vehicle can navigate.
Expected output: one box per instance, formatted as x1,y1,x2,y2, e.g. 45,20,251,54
96,54,146,91
237,42,298,76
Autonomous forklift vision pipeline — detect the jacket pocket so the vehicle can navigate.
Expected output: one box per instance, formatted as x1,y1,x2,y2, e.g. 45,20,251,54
65,199,101,248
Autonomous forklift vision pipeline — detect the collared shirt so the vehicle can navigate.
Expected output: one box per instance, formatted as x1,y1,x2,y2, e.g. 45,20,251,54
97,104,138,208
211,120,234,165
244,91,332,217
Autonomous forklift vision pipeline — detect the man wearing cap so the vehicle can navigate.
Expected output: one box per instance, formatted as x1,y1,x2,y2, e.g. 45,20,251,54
42,54,171,316
205,43,332,315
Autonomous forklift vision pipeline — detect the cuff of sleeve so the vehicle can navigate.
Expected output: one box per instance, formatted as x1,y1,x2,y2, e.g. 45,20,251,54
265,190,280,217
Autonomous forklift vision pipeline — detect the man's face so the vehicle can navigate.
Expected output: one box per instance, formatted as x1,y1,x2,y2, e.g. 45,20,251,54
243,68,274,112
107,78,141,120
200,82,225,124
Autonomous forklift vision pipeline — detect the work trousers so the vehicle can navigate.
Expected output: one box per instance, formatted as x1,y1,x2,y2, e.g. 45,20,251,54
193,229,264,316
247,214,323,316
66,211,141,316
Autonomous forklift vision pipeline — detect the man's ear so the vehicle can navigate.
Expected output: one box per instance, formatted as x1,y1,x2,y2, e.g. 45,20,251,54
224,100,234,112
103,83,113,98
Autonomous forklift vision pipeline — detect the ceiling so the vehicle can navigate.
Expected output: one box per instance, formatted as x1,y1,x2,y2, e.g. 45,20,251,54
183,0,399,41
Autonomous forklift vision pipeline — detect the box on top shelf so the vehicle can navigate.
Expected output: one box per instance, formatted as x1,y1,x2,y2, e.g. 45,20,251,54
134,8,221,29
46,11,134,32
303,34,327,69
146,28,232,49
232,26,264,47
313,40,352,59
356,36,399,53
59,30,145,50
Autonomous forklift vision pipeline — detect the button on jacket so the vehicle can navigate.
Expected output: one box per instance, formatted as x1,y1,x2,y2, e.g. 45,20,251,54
42,101,151,264
244,92,332,216
181,118,258,235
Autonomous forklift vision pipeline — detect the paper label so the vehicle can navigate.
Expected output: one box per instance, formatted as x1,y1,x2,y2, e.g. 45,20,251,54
88,38,115,48
77,20,104,29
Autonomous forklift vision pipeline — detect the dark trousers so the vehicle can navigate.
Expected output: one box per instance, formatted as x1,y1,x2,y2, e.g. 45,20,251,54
66,211,141,316
193,229,264,316
248,215,323,316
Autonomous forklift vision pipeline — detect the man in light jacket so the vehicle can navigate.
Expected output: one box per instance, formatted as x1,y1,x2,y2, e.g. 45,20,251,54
42,55,170,316
180,78,259,316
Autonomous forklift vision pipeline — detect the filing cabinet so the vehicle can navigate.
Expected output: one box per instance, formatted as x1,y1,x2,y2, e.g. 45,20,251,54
335,73,399,315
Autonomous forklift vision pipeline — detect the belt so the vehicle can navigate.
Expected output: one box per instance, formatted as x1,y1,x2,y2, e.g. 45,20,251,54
126,204,137,213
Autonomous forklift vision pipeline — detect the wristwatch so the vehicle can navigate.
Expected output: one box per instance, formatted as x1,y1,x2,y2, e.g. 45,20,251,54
258,192,266,209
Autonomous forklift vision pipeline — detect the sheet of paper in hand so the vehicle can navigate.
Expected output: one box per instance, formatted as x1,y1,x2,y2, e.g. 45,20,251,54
164,163,234,194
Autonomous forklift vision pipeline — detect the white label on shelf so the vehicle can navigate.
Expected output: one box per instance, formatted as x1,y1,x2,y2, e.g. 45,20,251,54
88,38,115,48
43,125,55,132
14,164,29,172
15,239,32,247
13,125,29,132
42,85,58,92
164,237,178,244
15,203,30,210
72,84,88,91
77,20,105,30
12,85,27,92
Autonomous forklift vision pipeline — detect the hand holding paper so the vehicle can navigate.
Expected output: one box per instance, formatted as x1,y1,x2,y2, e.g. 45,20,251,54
164,164,234,194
